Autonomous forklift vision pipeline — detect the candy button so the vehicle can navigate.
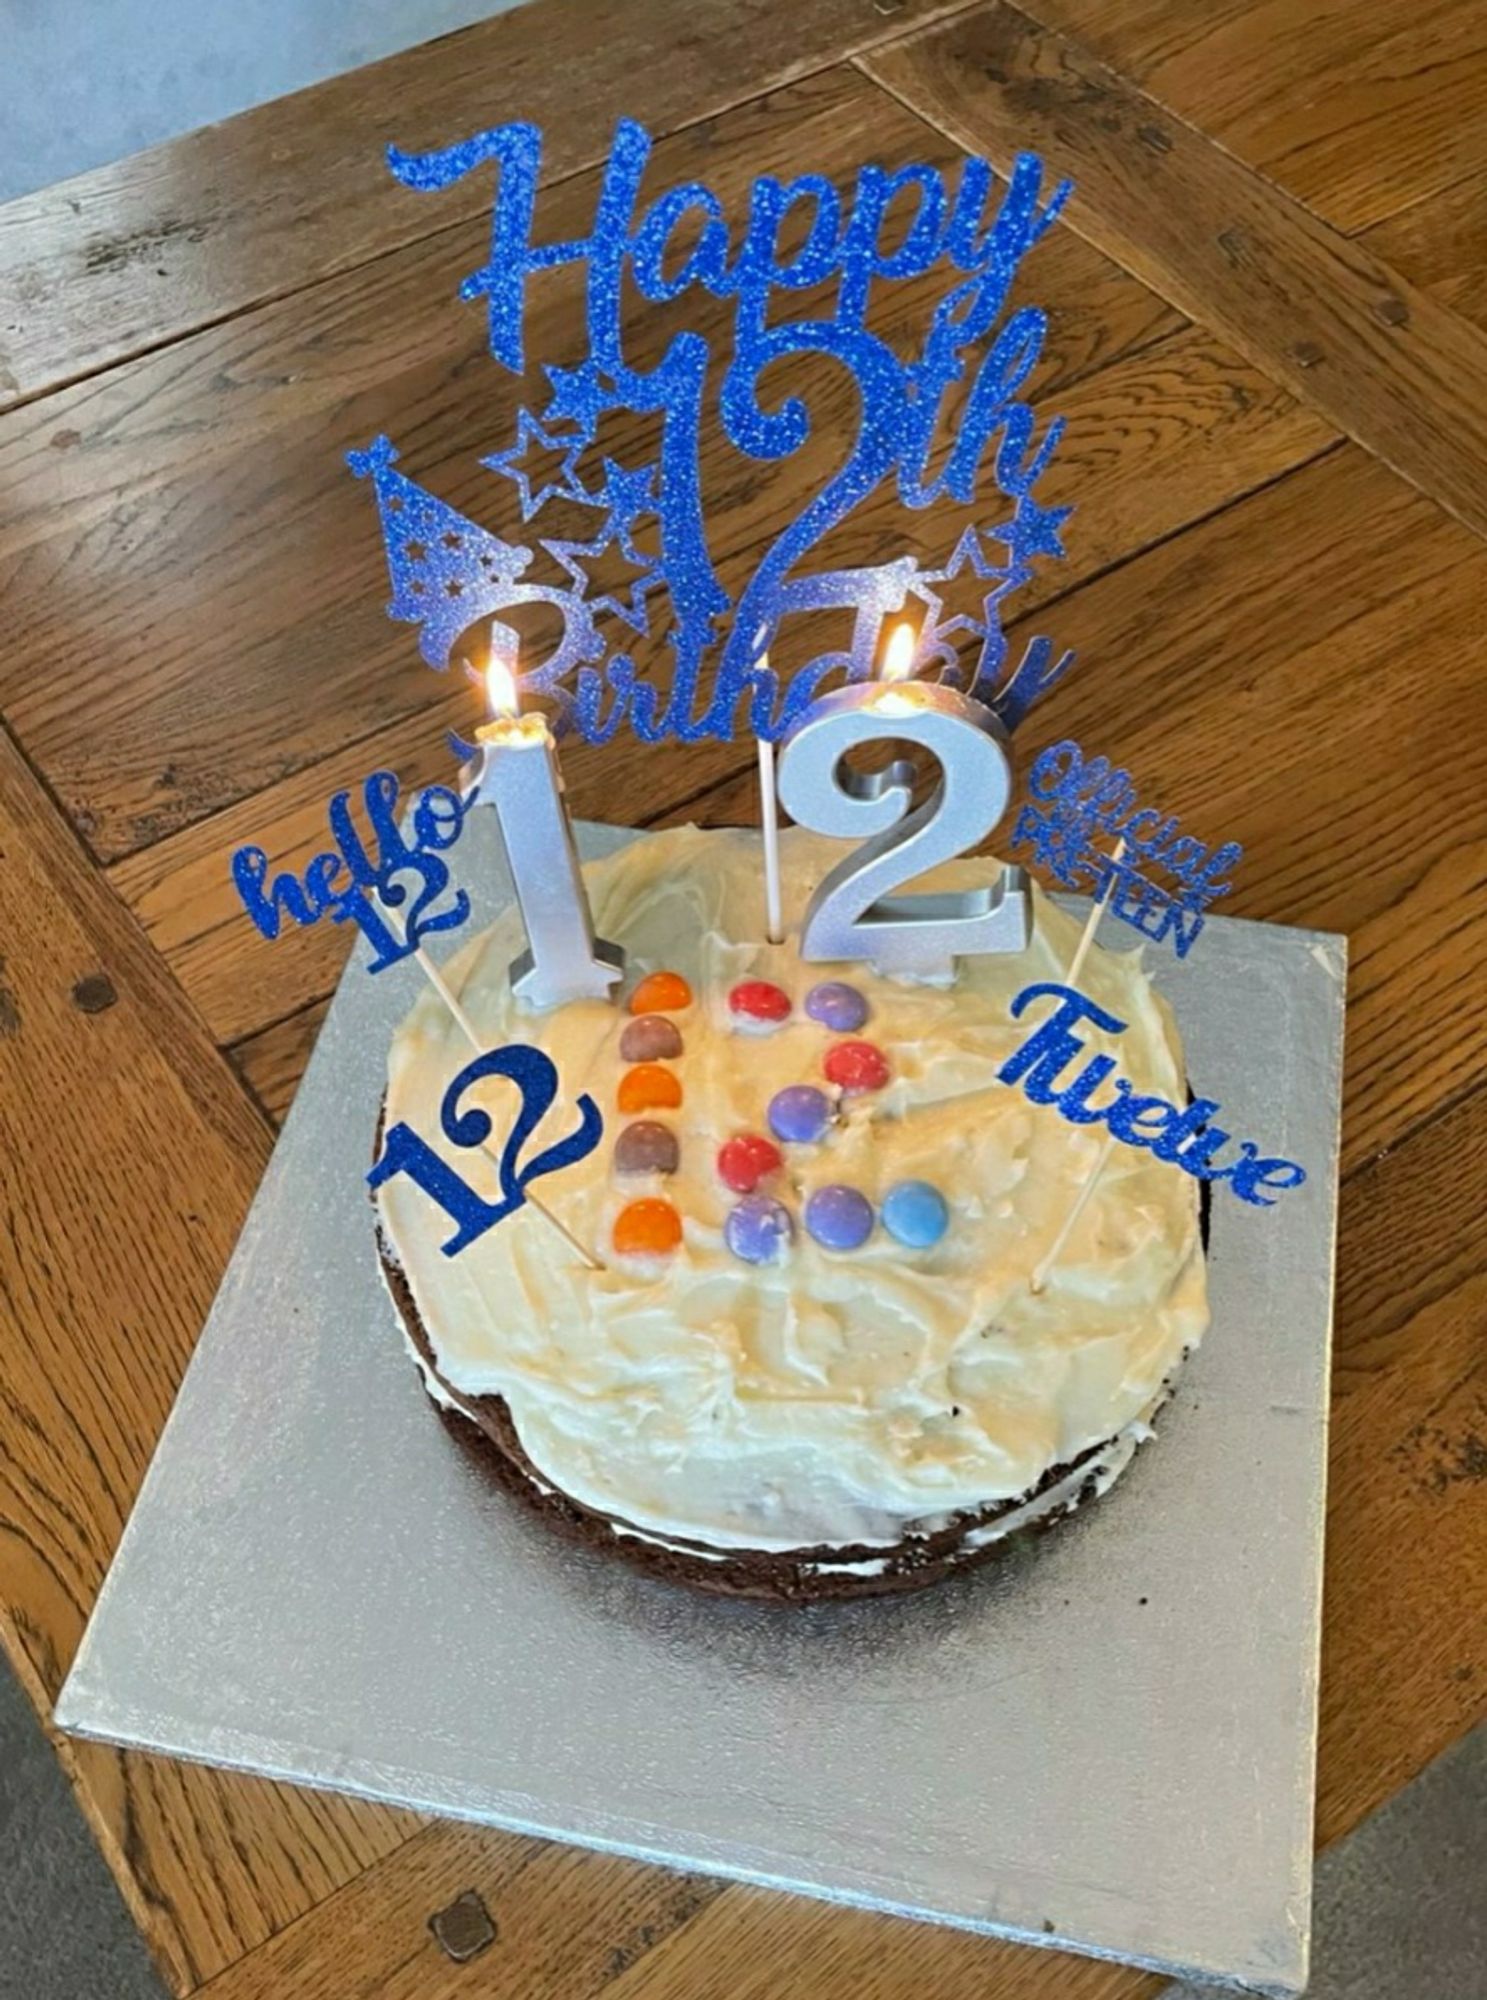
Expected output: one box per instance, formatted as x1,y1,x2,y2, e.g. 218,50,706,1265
620,1014,684,1062
717,1133,783,1194
614,1120,680,1177
628,970,692,1014
881,1179,949,1249
618,1064,683,1113
823,1039,890,1094
612,1197,683,1257
804,1184,875,1252
767,1084,832,1145
724,1194,795,1267
728,979,791,1030
805,981,869,1033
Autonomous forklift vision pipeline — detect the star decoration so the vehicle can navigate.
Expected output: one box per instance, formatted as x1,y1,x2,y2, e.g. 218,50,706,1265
541,360,611,435
544,520,667,638
987,494,1073,568
912,526,1032,674
481,411,605,520
593,458,658,558
920,524,998,586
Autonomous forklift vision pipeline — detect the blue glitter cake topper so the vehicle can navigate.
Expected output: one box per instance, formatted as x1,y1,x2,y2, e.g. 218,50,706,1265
350,119,1076,745
231,769,472,972
1009,740,1243,960
998,984,1305,1206
369,1043,604,1257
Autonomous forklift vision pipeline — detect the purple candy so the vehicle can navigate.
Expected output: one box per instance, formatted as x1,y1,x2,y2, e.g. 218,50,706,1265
804,1184,875,1252
805,981,869,1033
725,1194,795,1266
767,1084,832,1145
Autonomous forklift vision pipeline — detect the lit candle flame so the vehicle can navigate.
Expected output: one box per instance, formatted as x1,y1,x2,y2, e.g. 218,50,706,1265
486,649,519,718
882,622,916,683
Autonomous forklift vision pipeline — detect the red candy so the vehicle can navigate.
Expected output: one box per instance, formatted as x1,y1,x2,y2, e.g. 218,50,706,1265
823,1039,890,1094
717,1133,784,1194
728,979,791,1027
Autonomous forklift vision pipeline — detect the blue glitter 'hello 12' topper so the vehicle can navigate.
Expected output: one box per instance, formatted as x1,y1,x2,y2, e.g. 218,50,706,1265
349,120,1077,747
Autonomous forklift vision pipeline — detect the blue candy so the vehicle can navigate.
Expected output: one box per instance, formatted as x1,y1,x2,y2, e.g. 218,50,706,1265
804,1184,875,1252
768,1084,832,1145
881,1179,950,1249
804,980,869,1033
725,1194,795,1267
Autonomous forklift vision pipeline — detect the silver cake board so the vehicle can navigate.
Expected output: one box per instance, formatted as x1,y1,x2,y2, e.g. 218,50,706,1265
56,816,1345,1996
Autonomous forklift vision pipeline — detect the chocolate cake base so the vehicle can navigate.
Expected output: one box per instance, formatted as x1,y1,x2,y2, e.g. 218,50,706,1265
377,1240,1175,1603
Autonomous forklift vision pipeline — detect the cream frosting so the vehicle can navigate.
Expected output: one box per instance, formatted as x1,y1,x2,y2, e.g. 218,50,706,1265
377,825,1209,1555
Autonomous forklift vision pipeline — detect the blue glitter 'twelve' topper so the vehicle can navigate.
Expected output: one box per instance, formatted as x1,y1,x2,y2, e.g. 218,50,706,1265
349,120,1077,745
1009,740,1244,960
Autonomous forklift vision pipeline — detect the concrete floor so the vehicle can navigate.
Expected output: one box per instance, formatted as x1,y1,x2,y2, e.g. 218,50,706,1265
0,0,527,204
0,4,1483,1994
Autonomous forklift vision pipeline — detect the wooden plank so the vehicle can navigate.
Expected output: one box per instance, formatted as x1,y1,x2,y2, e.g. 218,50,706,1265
861,3,1487,542
0,0,983,412
1018,0,1487,236
604,1894,1157,2000
0,65,1181,868
1362,170,1487,332
0,726,419,1992
197,1824,722,2000
231,1000,329,1124
104,320,1331,1047
1318,1083,1487,1845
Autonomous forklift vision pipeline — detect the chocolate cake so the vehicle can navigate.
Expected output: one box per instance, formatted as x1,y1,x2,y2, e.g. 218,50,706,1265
373,825,1210,1601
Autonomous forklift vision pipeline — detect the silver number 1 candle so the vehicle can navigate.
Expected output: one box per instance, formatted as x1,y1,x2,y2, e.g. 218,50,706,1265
776,625,1030,980
462,648,624,1012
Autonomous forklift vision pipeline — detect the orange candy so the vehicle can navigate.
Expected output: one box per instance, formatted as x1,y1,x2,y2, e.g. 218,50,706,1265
617,1063,683,1113
628,969,693,1014
612,1197,683,1258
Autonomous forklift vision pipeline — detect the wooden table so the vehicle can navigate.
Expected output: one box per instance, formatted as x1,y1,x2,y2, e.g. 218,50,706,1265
1,1,1483,1993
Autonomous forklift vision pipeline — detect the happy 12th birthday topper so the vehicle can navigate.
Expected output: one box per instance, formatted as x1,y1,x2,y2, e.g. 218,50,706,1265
1009,740,1244,960
349,120,1078,747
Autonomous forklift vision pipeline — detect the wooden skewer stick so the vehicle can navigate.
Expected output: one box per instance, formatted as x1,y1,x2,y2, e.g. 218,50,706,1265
1065,837,1128,987
1034,840,1133,1295
1030,1134,1115,1295
378,899,606,1272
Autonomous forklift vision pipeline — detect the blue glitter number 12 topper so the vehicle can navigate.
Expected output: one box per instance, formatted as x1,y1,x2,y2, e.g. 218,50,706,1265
350,120,1078,748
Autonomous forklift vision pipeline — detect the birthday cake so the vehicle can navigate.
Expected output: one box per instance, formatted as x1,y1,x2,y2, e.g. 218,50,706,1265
374,822,1209,1600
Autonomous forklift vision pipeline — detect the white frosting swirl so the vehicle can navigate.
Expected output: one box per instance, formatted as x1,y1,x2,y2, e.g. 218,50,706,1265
377,826,1209,1554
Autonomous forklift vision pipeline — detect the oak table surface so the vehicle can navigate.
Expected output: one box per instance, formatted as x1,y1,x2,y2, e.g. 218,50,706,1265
1,1,1484,1995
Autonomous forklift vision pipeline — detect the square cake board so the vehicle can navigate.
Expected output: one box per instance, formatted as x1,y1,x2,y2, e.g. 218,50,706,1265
56,816,1346,1996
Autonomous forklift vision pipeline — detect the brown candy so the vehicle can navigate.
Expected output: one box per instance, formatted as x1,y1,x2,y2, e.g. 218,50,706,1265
614,1119,680,1177
620,1014,684,1062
